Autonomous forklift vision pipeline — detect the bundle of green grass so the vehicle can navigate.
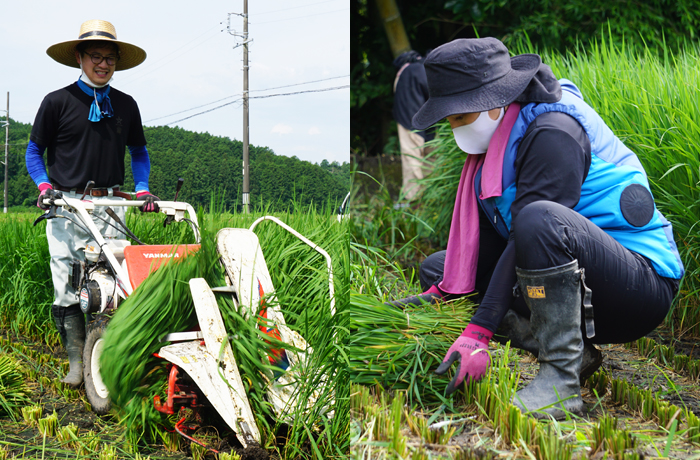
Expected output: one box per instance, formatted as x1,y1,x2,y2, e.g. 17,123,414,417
99,211,346,456
348,293,475,405
0,355,31,420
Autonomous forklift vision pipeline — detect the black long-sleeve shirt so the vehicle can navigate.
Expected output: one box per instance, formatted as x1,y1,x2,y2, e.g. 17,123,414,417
470,111,591,332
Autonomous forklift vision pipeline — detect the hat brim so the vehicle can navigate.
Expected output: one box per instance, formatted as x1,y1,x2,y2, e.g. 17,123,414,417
47,38,147,71
412,54,541,130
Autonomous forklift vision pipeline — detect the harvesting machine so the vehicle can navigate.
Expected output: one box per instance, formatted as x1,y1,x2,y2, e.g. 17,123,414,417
37,184,335,449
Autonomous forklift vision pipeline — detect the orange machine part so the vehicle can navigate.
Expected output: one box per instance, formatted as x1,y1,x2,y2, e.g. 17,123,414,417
123,244,200,289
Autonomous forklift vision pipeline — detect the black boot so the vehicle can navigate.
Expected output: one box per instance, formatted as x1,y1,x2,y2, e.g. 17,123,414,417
512,260,585,420
494,309,540,356
52,305,85,388
494,309,603,383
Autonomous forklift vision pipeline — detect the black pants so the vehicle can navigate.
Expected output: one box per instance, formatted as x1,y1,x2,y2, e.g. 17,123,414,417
420,201,679,344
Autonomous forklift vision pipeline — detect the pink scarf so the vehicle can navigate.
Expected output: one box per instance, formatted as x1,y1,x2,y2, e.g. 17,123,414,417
438,103,521,294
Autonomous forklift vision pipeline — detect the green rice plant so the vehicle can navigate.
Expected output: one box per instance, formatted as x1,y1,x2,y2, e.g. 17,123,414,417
98,443,118,460
654,400,682,430
533,423,572,460
56,422,80,448
687,359,700,380
388,391,406,455
21,404,42,426
218,452,242,460
37,410,58,437
672,354,690,373
635,337,655,358
626,386,654,419
611,379,628,405
158,430,181,452
588,414,636,460
0,355,31,420
0,446,7,460
77,430,101,456
685,408,700,443
348,293,474,405
0,214,55,344
350,383,373,416
411,448,429,460
499,403,537,447
586,370,609,397
404,410,457,445
451,446,495,460
190,443,206,460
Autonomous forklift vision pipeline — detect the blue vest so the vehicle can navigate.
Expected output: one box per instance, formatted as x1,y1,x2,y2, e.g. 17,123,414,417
477,80,684,280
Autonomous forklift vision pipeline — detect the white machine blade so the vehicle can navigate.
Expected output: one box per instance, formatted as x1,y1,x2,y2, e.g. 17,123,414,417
157,278,260,447
216,228,326,420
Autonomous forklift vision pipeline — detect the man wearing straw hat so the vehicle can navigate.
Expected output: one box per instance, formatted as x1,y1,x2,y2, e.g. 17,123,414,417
25,19,159,388
389,37,683,420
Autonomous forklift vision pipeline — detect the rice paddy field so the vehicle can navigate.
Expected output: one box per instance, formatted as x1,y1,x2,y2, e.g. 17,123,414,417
0,200,348,459
349,41,700,458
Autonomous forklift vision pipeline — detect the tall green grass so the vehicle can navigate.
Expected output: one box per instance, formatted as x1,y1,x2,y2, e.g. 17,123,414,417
348,293,474,406
0,214,55,344
0,199,348,459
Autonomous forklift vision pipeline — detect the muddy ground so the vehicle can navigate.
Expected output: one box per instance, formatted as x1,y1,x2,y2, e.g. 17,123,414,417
352,323,700,459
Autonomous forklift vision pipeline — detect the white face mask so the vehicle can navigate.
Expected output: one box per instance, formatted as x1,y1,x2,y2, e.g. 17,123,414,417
452,107,505,154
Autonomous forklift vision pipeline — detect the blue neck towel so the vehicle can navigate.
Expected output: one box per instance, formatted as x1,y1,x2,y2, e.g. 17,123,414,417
77,80,114,122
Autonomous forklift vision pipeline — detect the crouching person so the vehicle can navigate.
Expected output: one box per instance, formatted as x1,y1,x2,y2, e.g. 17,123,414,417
389,37,683,419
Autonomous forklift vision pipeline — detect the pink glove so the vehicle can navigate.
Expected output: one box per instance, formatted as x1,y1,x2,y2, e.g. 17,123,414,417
435,323,492,395
136,191,160,213
37,183,53,210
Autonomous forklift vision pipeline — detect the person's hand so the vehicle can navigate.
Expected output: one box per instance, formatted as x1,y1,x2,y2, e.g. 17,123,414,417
37,183,54,210
435,323,492,395
386,285,444,308
136,191,160,213
386,292,441,308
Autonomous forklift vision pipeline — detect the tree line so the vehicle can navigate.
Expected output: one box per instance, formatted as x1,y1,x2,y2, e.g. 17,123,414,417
1,119,350,212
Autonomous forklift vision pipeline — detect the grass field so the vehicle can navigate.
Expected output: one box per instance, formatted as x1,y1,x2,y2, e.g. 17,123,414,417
349,39,700,459
0,201,348,459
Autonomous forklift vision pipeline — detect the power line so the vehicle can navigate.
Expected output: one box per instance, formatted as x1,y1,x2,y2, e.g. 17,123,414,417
252,8,348,25
153,85,348,127
143,75,349,123
254,0,343,15
250,75,349,93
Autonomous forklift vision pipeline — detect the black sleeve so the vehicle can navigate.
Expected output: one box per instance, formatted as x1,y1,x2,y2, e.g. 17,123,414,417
30,94,58,148
470,111,591,333
126,97,147,147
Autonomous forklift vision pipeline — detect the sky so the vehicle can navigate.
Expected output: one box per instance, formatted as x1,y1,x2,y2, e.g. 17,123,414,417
0,0,349,166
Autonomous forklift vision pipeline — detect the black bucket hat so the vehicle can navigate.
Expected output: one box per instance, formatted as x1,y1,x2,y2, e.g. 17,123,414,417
412,37,541,130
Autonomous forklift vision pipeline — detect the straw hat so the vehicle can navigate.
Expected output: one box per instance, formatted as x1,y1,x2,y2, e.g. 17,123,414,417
46,19,146,71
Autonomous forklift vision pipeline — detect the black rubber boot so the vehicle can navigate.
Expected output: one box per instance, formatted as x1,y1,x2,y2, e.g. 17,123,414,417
494,309,603,383
494,309,540,356
52,305,85,388
512,260,585,420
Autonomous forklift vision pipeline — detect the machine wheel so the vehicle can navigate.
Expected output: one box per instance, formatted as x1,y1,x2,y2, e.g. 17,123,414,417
83,317,111,415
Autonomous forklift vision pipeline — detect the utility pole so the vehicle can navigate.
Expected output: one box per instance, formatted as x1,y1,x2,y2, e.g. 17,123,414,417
227,3,252,213
1,92,8,214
